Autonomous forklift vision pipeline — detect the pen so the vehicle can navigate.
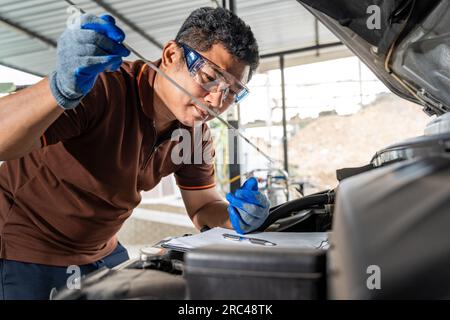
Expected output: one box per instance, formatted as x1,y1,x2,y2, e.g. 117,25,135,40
222,233,277,246
200,226,211,233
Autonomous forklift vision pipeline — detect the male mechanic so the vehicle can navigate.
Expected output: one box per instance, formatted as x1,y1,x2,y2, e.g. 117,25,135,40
0,7,270,299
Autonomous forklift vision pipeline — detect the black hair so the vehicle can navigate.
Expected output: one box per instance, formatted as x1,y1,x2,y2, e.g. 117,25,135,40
175,7,259,80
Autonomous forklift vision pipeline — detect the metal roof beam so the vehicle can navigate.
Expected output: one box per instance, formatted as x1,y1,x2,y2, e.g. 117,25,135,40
260,41,343,59
222,0,237,12
0,14,56,49
90,0,163,50
0,61,45,77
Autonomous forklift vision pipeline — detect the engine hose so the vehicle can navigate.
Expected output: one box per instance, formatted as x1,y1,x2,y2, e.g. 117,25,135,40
268,189,332,212
256,190,335,232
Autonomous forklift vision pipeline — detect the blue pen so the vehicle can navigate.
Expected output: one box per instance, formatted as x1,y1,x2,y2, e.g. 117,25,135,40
222,233,277,246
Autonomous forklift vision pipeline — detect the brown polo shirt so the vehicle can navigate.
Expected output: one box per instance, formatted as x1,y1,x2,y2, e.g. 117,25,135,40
0,60,215,266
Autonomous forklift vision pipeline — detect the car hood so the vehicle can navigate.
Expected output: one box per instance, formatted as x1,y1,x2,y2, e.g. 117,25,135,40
297,0,448,116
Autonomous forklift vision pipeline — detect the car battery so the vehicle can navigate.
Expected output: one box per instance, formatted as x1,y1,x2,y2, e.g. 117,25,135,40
184,244,327,300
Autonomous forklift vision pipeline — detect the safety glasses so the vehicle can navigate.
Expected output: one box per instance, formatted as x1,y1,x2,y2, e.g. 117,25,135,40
179,42,250,104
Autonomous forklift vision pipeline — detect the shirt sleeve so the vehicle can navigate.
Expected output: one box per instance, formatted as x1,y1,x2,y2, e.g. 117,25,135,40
40,73,109,147
174,123,216,190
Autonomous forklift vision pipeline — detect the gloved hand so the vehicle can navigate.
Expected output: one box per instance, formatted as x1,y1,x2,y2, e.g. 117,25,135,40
49,14,130,109
226,177,271,234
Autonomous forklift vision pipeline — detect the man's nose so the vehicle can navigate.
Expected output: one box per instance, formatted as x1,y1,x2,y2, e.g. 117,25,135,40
204,90,224,109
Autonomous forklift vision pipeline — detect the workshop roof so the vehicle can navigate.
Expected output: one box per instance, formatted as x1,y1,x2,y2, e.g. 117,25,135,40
0,0,350,76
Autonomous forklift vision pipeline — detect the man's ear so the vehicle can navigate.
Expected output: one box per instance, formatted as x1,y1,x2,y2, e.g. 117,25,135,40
161,40,183,69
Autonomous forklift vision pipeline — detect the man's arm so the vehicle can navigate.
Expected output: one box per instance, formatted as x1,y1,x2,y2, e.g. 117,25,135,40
0,78,62,160
180,187,233,230
0,14,130,162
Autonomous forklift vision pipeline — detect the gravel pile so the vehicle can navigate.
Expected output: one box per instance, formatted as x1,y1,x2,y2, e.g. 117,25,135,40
288,93,430,190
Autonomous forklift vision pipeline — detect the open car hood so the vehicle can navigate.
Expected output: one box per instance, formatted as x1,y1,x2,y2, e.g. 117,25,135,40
297,0,448,116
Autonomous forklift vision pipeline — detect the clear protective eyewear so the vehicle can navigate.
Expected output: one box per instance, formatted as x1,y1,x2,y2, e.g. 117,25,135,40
179,42,250,104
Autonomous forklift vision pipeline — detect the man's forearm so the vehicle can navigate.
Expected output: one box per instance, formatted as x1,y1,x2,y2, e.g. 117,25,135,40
0,78,63,160
191,200,232,230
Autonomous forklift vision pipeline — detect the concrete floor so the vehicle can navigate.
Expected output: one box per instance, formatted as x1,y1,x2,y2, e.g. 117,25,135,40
117,197,198,258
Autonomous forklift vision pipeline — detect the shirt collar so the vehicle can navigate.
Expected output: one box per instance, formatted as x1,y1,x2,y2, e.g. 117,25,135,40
137,59,176,123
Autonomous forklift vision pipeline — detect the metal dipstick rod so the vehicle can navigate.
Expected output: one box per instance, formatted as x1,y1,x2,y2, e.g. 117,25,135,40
63,0,275,164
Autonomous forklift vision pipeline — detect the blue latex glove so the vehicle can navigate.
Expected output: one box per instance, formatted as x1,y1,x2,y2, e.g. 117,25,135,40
49,14,130,109
226,177,271,234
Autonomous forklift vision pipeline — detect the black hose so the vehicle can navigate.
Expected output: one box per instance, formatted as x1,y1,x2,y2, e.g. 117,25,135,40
268,189,331,212
255,190,335,232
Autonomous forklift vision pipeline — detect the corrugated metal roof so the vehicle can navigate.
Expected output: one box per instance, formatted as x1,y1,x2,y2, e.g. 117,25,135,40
0,0,349,77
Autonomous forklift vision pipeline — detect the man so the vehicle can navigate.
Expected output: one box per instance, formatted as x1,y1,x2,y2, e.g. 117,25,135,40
0,7,270,299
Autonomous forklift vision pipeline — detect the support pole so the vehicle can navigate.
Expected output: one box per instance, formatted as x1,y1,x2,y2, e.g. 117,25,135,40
280,55,289,173
223,0,240,192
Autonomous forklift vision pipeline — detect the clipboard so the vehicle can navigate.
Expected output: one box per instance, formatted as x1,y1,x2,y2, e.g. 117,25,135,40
160,227,329,252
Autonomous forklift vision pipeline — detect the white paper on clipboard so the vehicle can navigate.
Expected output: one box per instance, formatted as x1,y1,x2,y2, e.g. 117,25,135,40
160,227,329,252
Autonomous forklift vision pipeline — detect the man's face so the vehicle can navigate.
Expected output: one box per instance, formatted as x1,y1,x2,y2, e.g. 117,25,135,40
159,41,250,127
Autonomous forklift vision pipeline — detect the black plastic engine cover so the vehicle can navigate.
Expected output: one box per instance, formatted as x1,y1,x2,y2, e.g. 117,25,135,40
329,156,450,299
54,268,186,300
184,245,326,300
